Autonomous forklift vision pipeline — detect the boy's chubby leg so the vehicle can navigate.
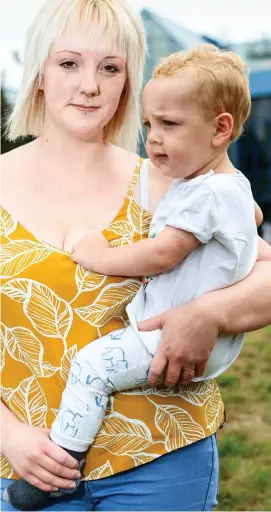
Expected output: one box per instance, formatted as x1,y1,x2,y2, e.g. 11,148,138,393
1,478,93,511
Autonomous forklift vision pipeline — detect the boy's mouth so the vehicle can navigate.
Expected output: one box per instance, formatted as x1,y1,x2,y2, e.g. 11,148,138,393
154,153,168,159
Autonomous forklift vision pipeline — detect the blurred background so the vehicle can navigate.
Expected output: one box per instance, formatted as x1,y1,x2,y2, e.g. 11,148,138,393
1,1,271,509
1,0,271,243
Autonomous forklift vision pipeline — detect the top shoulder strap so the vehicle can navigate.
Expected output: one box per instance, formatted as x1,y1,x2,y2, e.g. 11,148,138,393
127,158,142,199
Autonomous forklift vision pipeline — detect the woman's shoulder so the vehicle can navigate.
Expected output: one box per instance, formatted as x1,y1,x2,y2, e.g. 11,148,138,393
109,147,172,213
110,145,139,165
1,141,35,176
1,142,36,211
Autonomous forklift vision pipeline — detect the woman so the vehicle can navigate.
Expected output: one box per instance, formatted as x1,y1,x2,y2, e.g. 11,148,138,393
1,0,271,510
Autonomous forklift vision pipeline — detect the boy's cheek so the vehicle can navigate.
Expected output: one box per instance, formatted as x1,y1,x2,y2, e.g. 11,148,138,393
145,142,154,159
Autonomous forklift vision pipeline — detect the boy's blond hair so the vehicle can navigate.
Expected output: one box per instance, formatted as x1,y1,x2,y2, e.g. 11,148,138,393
153,44,251,141
7,0,146,152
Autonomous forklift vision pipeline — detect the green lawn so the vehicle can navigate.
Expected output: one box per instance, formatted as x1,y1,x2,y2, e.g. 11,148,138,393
217,325,271,511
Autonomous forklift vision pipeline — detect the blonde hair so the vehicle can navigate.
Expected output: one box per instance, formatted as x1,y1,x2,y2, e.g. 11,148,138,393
153,44,251,141
7,0,146,152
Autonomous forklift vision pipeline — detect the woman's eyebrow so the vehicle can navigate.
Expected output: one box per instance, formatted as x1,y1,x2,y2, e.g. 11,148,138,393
55,50,81,55
55,51,124,62
104,55,122,59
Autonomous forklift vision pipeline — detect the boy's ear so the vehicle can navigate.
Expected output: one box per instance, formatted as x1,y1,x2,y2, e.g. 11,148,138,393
212,113,233,147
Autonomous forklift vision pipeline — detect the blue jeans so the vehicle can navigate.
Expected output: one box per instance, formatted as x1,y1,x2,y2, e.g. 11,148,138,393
1,434,219,511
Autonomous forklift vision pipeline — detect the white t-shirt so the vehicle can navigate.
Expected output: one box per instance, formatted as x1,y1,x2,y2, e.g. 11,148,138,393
127,169,258,380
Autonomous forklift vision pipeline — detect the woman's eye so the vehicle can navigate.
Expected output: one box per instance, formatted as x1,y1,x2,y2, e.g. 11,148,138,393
60,61,77,70
102,64,119,73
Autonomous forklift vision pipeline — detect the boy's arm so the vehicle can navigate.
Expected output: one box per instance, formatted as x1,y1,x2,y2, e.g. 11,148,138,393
254,201,263,227
71,226,200,276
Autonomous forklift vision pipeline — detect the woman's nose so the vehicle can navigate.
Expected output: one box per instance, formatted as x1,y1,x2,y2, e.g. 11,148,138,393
79,72,99,97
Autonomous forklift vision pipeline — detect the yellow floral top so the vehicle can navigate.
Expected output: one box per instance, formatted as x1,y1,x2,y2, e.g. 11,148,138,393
0,158,224,481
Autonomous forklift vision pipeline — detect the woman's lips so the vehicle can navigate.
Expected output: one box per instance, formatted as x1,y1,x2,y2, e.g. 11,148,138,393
72,104,100,112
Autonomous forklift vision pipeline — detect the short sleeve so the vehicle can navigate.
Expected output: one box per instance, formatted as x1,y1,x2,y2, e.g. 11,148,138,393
166,182,219,244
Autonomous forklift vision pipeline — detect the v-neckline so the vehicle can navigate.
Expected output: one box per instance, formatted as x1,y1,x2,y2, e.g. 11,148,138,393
0,159,151,255
1,199,148,256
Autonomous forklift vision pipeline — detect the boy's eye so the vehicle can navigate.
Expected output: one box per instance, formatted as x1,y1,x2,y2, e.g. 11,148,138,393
163,120,175,126
60,60,77,70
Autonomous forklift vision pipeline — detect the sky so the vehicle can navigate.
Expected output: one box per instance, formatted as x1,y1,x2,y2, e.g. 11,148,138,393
1,0,271,85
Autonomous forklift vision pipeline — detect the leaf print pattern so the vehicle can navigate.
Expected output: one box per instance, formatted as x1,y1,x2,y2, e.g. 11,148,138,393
205,381,225,431
75,280,140,328
127,200,150,237
2,323,57,377
60,344,77,382
2,279,73,341
1,456,14,479
148,398,205,451
84,460,113,480
75,266,106,295
1,278,28,302
0,323,6,372
93,412,154,455
51,408,60,417
0,386,13,402
109,237,133,247
0,240,54,278
108,221,134,247
109,221,134,239
0,206,17,238
0,162,224,482
3,376,47,427
131,452,160,467
178,380,215,407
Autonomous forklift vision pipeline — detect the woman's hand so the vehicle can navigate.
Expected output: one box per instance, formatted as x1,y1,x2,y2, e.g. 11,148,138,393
139,258,271,387
2,416,81,492
138,296,223,387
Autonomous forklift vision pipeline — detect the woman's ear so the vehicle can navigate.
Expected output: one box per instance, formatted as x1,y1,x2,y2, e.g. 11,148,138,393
212,113,233,147
38,76,44,91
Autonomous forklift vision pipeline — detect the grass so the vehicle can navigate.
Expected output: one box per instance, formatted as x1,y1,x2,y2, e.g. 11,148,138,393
216,325,271,511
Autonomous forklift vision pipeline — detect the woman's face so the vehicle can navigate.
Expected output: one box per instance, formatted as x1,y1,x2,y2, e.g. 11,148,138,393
41,35,127,140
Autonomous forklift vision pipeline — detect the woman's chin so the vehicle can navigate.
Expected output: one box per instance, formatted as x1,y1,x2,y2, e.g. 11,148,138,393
63,122,104,141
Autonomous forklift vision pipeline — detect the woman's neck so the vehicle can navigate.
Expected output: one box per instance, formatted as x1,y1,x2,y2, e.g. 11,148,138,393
37,124,110,175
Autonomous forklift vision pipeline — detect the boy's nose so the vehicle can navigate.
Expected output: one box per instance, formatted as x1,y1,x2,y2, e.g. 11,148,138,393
147,130,162,145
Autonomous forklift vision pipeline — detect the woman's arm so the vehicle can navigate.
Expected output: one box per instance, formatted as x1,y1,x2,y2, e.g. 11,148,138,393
1,401,80,491
257,235,271,261
209,260,271,334
139,259,271,387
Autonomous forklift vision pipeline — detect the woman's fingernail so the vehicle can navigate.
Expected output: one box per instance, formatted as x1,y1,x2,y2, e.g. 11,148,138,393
75,471,81,478
70,482,77,488
52,487,59,492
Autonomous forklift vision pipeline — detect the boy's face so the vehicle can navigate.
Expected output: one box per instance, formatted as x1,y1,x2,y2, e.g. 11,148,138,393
142,75,217,179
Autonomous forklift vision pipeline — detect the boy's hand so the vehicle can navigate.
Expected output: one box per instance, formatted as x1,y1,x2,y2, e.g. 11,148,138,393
71,232,110,272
